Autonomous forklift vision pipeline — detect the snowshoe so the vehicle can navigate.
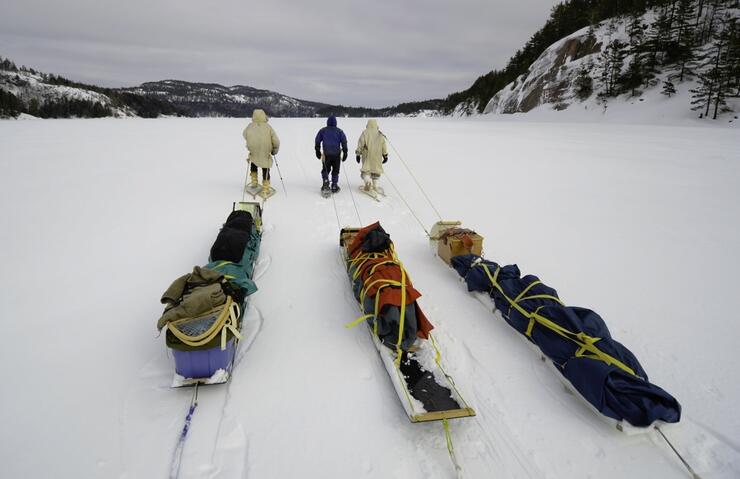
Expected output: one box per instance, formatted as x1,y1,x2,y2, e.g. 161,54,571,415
331,184,341,193
258,186,276,200
321,181,331,198
244,183,263,198
359,185,380,201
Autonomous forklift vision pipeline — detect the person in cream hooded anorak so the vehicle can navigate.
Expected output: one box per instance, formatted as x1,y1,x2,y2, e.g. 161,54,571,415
243,109,280,195
355,119,388,194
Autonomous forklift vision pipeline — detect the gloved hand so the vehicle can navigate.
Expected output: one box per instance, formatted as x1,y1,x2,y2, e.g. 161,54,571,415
341,151,348,162
315,149,321,160
382,154,388,164
356,155,361,163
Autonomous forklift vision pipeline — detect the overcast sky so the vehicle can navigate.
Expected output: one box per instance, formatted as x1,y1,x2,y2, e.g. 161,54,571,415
1,0,562,108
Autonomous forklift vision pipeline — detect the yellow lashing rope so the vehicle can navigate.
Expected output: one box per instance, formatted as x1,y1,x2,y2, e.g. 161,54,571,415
443,418,463,476
477,263,639,377
394,264,407,367
167,297,243,350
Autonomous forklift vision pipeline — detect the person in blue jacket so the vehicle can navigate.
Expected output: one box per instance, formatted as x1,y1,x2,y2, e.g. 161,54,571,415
315,116,348,193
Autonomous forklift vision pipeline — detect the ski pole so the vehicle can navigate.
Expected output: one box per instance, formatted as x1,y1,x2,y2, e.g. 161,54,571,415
273,154,288,197
242,164,250,202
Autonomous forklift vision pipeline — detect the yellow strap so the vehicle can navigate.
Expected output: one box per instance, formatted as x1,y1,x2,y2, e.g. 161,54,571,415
360,278,402,306
514,280,541,303
478,263,638,377
368,260,397,276
345,314,374,329
394,265,408,366
349,252,386,280
525,318,536,337
221,302,243,350
429,333,442,366
517,294,564,305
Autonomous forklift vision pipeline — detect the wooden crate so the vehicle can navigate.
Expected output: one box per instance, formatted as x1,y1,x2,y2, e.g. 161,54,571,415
437,230,483,265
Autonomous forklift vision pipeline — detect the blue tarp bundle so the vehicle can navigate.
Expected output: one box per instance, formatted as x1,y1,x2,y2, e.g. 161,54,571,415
451,254,681,427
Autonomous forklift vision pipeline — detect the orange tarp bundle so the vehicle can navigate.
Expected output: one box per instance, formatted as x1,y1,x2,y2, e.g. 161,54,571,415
348,222,434,339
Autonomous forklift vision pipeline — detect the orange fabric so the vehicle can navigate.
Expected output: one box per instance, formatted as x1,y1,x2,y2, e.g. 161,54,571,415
348,223,433,339
347,221,381,257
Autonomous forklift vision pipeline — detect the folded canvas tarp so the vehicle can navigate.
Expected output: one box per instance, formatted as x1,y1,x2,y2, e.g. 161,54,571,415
451,254,681,428
159,209,260,353
345,222,433,351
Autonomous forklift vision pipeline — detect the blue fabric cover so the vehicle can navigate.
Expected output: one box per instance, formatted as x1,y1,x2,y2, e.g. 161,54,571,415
315,116,348,157
450,254,681,427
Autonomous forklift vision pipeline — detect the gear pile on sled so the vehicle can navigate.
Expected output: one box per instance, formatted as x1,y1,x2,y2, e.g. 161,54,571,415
431,222,681,430
340,222,475,422
157,202,262,386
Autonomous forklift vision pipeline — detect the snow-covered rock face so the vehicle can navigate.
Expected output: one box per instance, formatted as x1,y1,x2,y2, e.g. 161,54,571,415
484,27,601,114
0,69,133,117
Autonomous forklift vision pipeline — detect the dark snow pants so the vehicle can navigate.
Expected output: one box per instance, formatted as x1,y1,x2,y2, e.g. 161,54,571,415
250,163,270,180
321,154,341,186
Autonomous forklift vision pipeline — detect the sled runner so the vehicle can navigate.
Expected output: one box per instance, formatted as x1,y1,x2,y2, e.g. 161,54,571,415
430,222,681,432
340,223,475,423
158,201,263,387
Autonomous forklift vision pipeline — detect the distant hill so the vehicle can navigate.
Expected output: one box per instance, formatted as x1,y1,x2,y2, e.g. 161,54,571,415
119,80,444,118
0,57,443,119
119,80,332,117
0,58,184,119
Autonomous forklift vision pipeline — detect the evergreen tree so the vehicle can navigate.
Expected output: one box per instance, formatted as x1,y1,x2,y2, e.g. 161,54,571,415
698,0,726,44
0,89,23,116
662,78,678,95
691,13,736,119
621,54,646,95
599,39,628,96
667,0,697,80
724,11,740,96
28,98,40,116
711,13,738,117
575,62,595,99
627,10,647,47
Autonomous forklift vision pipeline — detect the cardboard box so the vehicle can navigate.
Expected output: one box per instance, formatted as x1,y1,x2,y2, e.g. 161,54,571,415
437,230,483,265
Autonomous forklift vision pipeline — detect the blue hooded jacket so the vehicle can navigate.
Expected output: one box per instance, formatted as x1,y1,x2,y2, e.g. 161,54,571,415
315,116,348,157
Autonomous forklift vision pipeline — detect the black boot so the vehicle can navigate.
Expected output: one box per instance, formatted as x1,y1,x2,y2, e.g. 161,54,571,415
321,180,330,192
331,183,340,193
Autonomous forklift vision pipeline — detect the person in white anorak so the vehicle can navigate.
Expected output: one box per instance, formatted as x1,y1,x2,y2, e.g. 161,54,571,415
243,109,280,195
355,119,388,194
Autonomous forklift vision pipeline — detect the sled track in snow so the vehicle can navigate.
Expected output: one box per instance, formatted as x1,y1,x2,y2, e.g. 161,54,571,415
167,303,265,479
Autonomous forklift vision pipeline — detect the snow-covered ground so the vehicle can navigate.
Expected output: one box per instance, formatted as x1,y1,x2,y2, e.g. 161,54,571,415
1,117,739,479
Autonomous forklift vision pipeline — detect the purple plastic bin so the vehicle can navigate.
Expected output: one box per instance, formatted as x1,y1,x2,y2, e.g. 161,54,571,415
171,338,236,379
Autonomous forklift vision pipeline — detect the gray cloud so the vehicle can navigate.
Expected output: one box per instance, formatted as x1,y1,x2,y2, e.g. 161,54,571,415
1,0,562,107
